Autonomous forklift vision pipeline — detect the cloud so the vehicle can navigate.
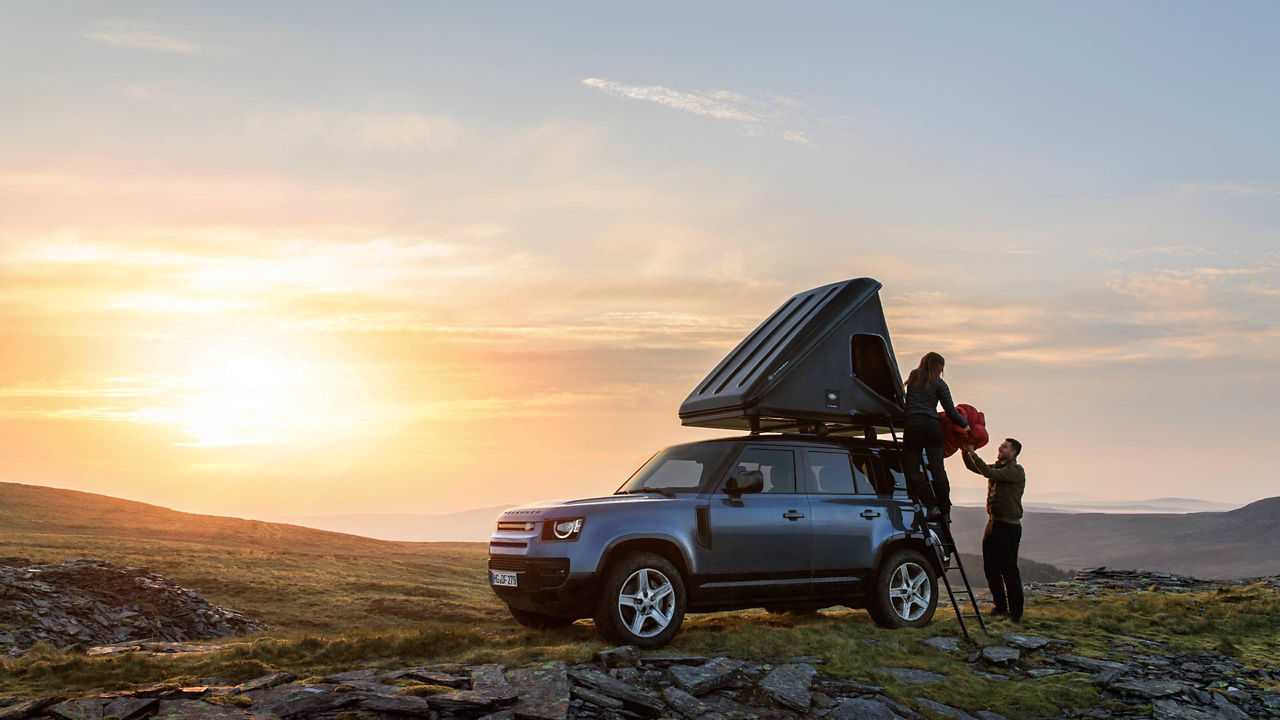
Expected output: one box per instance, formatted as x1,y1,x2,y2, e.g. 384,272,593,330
1094,244,1219,261
82,21,211,55
583,77,815,145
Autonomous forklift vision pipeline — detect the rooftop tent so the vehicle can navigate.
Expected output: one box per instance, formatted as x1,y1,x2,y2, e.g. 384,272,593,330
679,278,907,435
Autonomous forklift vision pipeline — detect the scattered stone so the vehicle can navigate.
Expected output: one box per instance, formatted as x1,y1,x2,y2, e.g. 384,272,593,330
873,667,945,686
668,658,740,696
923,636,961,653
1000,633,1054,651
567,666,665,715
978,646,1020,667
816,677,884,696
1056,655,1130,673
972,671,1007,681
759,663,816,711
1026,668,1061,679
0,699,57,720
0,558,263,655
788,655,824,664
1152,699,1220,720
915,697,977,720
572,686,623,710
1113,678,1185,698
975,712,1009,720
258,687,358,718
102,697,158,720
595,645,642,668
46,700,103,720
661,686,713,718
151,700,257,720
232,672,294,693
359,694,433,715
473,663,517,698
827,697,897,720
641,652,710,666
428,689,520,714
507,661,570,720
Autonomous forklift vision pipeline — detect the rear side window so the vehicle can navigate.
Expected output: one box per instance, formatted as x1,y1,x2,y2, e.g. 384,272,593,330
732,448,796,494
807,450,876,495
874,452,911,496
849,454,877,495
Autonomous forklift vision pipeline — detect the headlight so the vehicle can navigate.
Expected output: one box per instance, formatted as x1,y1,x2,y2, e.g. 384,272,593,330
544,517,584,541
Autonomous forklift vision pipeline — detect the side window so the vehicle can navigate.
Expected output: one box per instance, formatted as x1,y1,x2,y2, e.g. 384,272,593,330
849,454,877,495
870,452,910,496
732,448,796,494
807,450,855,494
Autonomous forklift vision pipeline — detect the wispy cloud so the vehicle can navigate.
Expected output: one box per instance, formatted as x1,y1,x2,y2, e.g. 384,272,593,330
582,77,814,145
82,21,210,55
1094,244,1219,261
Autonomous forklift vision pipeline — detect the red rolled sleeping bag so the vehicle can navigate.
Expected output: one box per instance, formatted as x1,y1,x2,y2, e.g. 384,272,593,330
938,403,988,457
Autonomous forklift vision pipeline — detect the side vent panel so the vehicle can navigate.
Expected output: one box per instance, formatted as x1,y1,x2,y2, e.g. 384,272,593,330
696,506,712,549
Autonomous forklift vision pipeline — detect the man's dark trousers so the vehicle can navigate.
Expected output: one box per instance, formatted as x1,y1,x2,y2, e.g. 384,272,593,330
982,519,1023,619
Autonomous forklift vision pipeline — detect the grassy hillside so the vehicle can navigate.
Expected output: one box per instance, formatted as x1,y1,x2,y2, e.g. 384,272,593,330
2,481,1276,717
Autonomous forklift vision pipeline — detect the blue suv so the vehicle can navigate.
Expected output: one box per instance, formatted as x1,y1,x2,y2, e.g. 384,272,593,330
488,434,940,647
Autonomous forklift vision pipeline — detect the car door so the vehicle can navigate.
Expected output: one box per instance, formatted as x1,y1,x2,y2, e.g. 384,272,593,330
804,447,890,594
703,446,812,600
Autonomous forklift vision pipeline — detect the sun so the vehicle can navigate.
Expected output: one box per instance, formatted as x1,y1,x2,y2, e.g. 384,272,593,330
173,342,337,447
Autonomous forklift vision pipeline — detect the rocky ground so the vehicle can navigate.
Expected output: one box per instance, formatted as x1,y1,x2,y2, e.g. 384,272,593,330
1,568,1277,719
0,558,264,655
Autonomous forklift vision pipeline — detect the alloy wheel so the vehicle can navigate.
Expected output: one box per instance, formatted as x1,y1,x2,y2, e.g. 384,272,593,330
616,567,675,638
888,561,931,621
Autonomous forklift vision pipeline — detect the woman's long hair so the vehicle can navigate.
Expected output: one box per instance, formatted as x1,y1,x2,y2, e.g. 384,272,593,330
905,352,945,390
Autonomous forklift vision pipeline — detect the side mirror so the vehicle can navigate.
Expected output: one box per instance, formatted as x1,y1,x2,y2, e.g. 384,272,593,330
724,470,765,496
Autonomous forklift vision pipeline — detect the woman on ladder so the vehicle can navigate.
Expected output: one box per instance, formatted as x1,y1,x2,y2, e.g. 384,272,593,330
903,352,968,545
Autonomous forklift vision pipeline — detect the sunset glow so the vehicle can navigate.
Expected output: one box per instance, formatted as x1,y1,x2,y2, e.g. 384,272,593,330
3,3,1280,520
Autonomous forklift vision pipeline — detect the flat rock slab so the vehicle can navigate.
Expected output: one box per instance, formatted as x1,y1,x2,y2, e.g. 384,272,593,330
1114,678,1185,698
817,677,884,696
567,666,665,715
428,690,520,714
1152,699,1225,720
0,700,58,720
979,646,1020,667
975,712,1010,720
507,661,570,720
873,668,946,686
668,658,740,696
827,698,898,720
103,697,158,720
151,700,258,720
359,694,434,715
472,664,517,698
233,672,295,694
595,646,641,668
257,687,359,718
47,699,104,720
640,652,710,666
1001,633,1055,651
923,637,961,653
1056,655,1130,673
661,686,716,718
759,663,816,712
915,697,977,720
571,687,623,710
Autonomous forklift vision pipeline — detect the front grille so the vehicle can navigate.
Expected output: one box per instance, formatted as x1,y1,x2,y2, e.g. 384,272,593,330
497,520,538,532
489,540,527,549
489,557,528,572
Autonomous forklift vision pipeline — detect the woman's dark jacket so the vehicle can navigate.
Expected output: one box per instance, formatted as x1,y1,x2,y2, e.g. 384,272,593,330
905,377,968,428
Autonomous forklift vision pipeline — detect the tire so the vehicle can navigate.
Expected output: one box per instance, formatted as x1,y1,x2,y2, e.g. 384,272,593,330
593,552,686,648
507,607,576,629
867,548,938,629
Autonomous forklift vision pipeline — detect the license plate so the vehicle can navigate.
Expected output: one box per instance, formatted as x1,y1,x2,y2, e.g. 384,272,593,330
491,570,518,587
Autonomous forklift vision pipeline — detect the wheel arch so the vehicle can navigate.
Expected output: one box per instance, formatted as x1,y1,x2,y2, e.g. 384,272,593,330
597,535,693,582
872,534,942,579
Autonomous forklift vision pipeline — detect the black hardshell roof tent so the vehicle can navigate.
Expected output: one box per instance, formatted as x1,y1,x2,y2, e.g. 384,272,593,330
679,278,907,436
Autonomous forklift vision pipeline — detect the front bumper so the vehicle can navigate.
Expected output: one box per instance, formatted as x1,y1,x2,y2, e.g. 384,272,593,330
487,556,598,617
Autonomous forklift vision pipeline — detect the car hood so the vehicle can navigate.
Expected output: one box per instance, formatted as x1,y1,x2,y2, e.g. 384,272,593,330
497,493,689,520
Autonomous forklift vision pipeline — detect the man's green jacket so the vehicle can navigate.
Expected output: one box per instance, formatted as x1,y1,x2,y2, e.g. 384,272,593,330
963,451,1025,525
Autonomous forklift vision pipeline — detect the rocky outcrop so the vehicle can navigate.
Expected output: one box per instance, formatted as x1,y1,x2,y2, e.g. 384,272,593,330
0,558,263,655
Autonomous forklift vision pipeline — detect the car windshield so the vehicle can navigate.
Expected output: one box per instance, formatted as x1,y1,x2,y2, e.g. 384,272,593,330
617,443,734,494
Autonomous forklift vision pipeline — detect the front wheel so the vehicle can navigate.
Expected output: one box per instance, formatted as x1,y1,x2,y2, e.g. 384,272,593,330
507,607,576,629
867,548,938,629
593,552,686,648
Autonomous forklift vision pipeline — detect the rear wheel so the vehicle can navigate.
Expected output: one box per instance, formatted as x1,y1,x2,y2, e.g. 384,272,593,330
867,548,938,629
593,552,686,648
507,607,576,629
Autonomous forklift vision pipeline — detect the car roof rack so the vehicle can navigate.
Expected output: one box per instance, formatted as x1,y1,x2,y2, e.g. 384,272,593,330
679,278,906,436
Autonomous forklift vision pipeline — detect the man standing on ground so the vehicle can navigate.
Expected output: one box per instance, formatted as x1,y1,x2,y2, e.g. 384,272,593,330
962,438,1026,621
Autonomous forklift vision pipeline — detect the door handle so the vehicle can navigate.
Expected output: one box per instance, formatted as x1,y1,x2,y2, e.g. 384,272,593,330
782,510,806,520
860,509,882,519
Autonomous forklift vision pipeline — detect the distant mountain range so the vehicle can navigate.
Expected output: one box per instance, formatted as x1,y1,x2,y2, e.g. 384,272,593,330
4,481,1275,580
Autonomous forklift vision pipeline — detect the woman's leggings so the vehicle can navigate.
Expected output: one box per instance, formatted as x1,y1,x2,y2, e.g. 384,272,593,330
902,416,951,514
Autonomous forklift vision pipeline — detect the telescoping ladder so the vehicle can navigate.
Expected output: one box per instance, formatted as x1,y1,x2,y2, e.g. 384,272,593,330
887,425,989,641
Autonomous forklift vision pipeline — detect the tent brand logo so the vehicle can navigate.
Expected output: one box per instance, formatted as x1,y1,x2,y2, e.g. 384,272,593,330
824,389,840,408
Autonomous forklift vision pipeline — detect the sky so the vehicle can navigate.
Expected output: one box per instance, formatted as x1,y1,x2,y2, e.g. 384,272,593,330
2,2,1278,518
